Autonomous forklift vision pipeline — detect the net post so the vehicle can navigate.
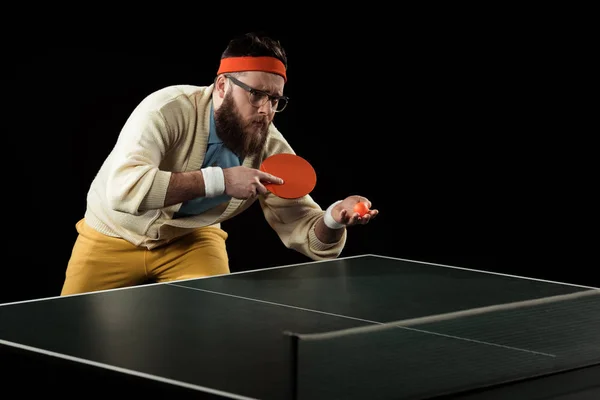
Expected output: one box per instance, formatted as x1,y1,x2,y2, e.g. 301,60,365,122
283,330,300,400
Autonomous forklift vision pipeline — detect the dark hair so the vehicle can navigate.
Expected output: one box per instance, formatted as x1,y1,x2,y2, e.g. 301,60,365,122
221,32,287,69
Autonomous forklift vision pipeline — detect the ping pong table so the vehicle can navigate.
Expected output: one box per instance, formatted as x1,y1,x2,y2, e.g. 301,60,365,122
1,254,599,399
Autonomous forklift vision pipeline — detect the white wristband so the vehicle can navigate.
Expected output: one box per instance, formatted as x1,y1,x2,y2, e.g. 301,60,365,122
201,167,225,198
324,200,345,229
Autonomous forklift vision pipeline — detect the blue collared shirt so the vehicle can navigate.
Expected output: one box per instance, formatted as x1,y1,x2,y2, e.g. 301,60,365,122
173,101,242,218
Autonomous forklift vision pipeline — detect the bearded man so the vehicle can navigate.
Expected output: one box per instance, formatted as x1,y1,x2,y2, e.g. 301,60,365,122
61,32,378,295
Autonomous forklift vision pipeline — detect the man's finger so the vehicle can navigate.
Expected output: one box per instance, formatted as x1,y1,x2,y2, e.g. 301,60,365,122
259,172,284,184
257,183,269,195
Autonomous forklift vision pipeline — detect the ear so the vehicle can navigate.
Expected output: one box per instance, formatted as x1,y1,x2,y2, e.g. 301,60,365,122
215,75,228,99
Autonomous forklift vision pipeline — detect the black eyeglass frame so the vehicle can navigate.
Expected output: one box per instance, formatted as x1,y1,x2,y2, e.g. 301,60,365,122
224,74,289,112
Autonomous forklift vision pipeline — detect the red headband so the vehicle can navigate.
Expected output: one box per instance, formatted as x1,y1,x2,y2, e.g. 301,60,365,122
217,56,287,82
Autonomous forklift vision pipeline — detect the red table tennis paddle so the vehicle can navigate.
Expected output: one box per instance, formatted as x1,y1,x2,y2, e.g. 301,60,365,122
260,153,317,199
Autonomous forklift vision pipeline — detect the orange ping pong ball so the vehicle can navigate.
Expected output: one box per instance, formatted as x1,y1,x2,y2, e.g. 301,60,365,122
353,201,370,217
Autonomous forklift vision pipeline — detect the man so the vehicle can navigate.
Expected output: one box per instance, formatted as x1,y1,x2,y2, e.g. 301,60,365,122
61,32,378,295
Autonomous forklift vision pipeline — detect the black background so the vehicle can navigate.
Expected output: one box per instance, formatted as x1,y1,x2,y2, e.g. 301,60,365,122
2,25,592,305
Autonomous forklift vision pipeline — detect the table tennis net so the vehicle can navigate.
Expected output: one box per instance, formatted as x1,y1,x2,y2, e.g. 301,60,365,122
285,288,600,400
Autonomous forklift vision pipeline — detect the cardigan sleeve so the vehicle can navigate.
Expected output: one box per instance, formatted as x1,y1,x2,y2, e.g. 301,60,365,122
105,107,177,215
258,194,347,260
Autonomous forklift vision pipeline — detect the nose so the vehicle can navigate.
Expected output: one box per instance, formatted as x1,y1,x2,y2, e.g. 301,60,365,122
257,100,275,115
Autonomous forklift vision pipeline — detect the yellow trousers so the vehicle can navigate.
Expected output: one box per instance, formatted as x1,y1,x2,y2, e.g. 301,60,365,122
61,219,230,296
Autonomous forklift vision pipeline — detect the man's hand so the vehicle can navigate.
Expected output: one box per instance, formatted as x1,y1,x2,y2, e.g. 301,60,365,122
223,166,284,199
331,195,379,226
314,195,379,244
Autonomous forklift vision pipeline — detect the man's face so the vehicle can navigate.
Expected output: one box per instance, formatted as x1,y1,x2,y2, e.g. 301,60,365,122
214,71,285,159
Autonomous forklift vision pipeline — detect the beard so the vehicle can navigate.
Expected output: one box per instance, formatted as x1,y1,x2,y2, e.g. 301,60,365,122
214,93,270,160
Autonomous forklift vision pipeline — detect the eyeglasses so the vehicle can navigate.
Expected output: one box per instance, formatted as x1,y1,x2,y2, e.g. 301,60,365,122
225,74,289,112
